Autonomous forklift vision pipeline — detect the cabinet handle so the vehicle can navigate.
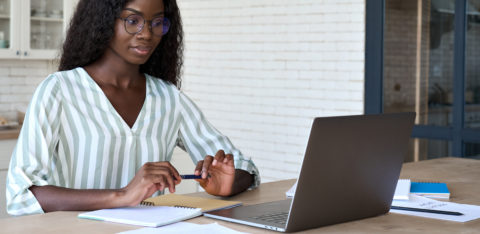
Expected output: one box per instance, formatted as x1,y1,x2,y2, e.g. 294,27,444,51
24,51,28,56
16,50,20,56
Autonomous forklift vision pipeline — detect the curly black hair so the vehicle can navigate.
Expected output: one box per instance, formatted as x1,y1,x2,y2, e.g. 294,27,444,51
58,0,183,88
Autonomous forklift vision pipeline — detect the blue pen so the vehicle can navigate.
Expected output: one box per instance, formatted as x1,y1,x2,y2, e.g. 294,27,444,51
180,174,202,179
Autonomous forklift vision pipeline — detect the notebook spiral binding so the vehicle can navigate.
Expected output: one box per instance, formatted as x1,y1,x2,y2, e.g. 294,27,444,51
174,205,196,209
411,180,443,183
140,201,155,206
139,201,197,209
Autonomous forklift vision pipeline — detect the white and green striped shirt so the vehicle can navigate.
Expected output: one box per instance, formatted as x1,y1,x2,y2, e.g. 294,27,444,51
6,67,260,216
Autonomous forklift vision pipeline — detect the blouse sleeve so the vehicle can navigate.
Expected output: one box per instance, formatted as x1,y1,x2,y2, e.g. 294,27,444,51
6,74,62,216
177,91,260,189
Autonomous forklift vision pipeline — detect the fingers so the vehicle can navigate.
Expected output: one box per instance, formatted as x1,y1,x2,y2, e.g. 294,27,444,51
194,150,237,197
202,156,214,179
144,173,175,193
141,162,180,193
224,153,234,165
150,162,181,181
195,177,208,188
144,162,181,181
194,150,235,180
123,161,185,206
213,150,234,166
213,150,225,166
194,160,203,176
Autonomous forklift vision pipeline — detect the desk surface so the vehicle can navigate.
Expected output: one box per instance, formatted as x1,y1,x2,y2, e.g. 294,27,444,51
2,157,479,233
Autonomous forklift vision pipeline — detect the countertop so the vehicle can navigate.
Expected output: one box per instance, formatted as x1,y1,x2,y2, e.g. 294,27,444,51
0,126,20,140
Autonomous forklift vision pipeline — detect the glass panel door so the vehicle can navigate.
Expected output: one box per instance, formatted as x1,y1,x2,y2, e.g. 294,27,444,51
0,0,11,49
465,142,480,159
366,0,480,159
465,0,480,130
383,0,456,161
384,0,455,127
30,0,63,50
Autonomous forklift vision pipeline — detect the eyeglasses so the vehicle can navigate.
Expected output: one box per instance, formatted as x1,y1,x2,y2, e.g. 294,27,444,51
118,14,170,36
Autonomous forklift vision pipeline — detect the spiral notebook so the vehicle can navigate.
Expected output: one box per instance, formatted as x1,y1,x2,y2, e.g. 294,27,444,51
141,194,242,212
78,206,202,227
410,182,450,199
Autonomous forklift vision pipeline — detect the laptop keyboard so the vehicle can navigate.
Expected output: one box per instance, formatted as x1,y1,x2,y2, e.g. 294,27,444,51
251,212,289,225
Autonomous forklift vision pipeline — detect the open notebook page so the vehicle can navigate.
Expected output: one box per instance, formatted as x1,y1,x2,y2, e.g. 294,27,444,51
78,206,202,227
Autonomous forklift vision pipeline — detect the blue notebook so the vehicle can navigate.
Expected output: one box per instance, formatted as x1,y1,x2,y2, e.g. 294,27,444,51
410,182,450,199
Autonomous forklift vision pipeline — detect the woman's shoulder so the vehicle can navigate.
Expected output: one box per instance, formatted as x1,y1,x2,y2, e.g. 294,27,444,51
146,74,180,94
35,67,86,94
51,67,84,81
40,67,83,85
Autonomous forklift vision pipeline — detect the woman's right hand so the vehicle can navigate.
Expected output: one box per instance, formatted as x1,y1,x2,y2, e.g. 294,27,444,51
119,162,181,207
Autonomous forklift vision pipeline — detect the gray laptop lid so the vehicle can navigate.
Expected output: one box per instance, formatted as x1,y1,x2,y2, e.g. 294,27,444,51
205,112,416,232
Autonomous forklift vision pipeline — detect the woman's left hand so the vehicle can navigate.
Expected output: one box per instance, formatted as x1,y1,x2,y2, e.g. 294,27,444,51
194,150,235,196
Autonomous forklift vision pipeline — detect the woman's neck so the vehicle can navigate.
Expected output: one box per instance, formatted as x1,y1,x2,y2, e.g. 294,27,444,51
84,48,144,89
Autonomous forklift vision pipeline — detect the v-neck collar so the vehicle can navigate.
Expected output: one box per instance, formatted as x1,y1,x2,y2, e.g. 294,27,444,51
77,67,150,132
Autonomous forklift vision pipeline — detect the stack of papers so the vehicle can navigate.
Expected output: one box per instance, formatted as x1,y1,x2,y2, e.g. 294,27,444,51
287,179,420,200
286,179,480,222
393,180,450,200
391,194,480,222
285,182,297,197
393,179,411,200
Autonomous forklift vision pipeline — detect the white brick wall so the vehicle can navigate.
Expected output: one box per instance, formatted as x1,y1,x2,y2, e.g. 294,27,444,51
0,60,56,122
178,0,365,182
0,0,366,185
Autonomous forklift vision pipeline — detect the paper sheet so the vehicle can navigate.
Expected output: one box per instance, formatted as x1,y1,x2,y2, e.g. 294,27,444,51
391,194,480,222
287,179,412,200
118,222,248,234
286,181,297,197
78,206,201,227
393,179,410,200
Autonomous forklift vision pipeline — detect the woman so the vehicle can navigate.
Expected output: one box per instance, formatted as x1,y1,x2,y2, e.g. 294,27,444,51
6,0,259,216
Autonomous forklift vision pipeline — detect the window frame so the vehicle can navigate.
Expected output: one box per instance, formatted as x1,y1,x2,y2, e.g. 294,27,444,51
364,0,480,157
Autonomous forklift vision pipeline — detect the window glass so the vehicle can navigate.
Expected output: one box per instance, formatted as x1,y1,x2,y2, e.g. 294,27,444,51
30,0,64,49
384,0,455,126
405,138,451,161
0,0,11,49
465,142,480,159
465,0,480,129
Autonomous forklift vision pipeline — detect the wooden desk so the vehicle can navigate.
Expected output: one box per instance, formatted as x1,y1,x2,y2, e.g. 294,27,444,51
1,157,479,233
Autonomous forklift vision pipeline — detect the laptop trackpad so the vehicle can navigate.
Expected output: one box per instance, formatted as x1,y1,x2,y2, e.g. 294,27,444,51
205,199,292,225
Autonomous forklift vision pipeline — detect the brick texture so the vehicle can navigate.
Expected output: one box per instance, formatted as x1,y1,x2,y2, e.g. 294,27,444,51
0,60,56,122
178,0,365,182
0,1,366,183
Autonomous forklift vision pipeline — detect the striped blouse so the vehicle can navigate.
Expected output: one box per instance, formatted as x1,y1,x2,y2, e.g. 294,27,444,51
6,67,260,216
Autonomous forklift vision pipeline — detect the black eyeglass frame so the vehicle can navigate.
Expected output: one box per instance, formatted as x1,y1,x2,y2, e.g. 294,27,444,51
117,14,170,36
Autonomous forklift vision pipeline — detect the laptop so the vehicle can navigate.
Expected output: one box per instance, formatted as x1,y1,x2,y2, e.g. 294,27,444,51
204,112,416,232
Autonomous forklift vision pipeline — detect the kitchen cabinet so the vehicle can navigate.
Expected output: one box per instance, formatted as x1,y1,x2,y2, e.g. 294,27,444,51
0,0,76,59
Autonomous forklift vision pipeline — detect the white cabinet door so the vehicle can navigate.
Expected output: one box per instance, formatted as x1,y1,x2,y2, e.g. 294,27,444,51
0,0,77,60
22,0,66,59
0,0,21,58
